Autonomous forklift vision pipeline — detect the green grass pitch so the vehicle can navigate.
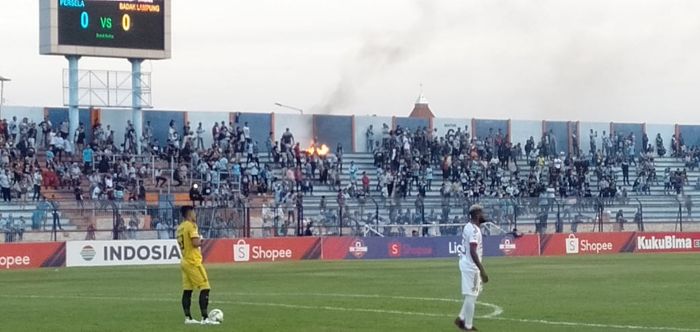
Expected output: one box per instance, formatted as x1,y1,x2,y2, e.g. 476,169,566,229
0,254,698,332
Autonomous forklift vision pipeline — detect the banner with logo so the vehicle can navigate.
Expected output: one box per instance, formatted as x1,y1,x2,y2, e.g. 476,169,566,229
634,232,700,253
540,232,637,256
66,240,182,267
202,237,322,264
321,235,540,260
0,242,65,270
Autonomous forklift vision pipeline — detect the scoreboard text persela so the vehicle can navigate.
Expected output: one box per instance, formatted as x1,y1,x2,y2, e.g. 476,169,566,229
40,0,171,59
59,0,164,50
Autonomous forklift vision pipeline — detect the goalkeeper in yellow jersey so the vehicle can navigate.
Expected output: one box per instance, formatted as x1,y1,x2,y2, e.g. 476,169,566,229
176,206,219,325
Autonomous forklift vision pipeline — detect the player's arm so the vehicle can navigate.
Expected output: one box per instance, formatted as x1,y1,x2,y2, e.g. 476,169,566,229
470,243,489,283
191,236,202,248
188,224,202,248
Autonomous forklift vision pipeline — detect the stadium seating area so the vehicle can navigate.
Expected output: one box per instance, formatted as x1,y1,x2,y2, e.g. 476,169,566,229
2,110,700,242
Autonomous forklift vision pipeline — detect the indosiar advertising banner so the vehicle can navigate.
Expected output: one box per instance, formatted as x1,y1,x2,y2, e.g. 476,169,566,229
66,240,182,267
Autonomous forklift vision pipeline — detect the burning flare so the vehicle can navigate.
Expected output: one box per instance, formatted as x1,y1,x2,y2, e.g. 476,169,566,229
306,143,330,156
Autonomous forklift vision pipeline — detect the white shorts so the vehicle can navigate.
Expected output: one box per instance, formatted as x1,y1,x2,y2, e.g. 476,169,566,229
460,268,482,296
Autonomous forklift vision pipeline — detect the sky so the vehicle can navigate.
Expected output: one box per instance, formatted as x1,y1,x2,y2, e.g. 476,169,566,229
2,0,700,123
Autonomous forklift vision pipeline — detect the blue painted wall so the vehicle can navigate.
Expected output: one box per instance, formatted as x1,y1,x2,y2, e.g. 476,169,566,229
678,125,700,148
314,115,353,152
237,112,272,146
474,119,508,141
611,123,644,153
46,107,93,142
543,121,570,154
395,117,429,132
144,111,184,145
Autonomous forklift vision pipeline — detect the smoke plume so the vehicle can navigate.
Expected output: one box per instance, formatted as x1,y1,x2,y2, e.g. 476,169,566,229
314,0,438,114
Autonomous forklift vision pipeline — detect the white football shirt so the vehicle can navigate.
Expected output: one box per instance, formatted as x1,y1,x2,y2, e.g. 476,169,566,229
460,222,483,271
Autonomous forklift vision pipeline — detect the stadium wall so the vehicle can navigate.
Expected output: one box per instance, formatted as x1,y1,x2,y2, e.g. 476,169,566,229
578,121,610,152
611,122,644,153
144,110,185,145
510,120,541,150
1,106,45,125
646,123,674,153
274,113,313,150
237,112,272,148
46,107,93,142
432,117,471,139
185,111,229,148
473,119,508,140
543,121,571,155
353,115,392,153
98,108,130,143
677,125,700,148
313,115,353,153
394,117,429,132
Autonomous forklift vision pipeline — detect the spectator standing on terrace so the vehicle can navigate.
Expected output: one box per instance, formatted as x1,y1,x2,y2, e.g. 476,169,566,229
0,170,11,202
281,128,294,153
83,144,94,174
361,171,370,194
366,125,375,152
615,209,626,231
571,129,579,156
336,143,344,171
50,195,63,231
32,169,42,201
75,123,86,152
196,122,205,150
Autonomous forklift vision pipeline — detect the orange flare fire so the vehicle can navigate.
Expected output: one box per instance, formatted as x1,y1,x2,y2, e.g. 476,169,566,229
306,144,330,156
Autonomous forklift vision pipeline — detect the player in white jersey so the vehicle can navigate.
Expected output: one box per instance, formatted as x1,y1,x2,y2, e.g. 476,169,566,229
455,204,489,331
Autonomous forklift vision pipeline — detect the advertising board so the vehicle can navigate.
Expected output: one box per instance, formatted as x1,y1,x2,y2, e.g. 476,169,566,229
66,240,181,267
0,242,65,270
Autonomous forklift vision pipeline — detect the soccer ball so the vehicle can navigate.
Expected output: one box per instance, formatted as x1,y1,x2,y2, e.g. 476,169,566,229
209,309,224,323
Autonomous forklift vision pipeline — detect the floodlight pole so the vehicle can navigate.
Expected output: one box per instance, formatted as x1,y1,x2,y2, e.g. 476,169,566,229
130,58,144,154
274,102,304,115
67,55,80,142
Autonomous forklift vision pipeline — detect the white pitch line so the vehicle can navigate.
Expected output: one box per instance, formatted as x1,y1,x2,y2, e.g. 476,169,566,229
2,294,698,332
489,317,700,332
221,291,505,319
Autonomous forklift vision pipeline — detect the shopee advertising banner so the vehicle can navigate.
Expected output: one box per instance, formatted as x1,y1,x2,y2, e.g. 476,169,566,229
540,232,637,256
634,232,700,253
202,237,322,264
321,235,540,260
0,242,65,270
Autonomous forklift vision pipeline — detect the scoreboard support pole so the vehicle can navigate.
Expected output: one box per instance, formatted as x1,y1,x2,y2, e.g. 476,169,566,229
67,55,81,143
130,58,144,154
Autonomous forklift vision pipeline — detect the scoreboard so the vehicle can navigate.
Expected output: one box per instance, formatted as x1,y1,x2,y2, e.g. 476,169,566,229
40,0,171,59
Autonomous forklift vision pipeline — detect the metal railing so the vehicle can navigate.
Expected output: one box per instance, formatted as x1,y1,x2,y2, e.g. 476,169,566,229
1,193,699,243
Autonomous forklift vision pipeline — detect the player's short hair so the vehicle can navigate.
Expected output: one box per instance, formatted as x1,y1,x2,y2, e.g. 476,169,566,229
468,204,483,219
181,205,195,218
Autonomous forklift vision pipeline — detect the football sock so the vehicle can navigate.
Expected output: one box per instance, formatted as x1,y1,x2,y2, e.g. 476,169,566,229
460,295,477,329
199,289,210,319
182,290,193,319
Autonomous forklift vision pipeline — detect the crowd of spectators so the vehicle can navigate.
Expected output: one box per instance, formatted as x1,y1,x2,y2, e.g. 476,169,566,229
2,112,700,237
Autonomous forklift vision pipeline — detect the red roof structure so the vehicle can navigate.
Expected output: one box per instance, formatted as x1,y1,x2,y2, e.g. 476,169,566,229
409,93,435,119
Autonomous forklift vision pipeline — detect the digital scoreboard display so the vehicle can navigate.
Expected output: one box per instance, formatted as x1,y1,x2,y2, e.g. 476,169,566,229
40,0,171,59
58,0,164,50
